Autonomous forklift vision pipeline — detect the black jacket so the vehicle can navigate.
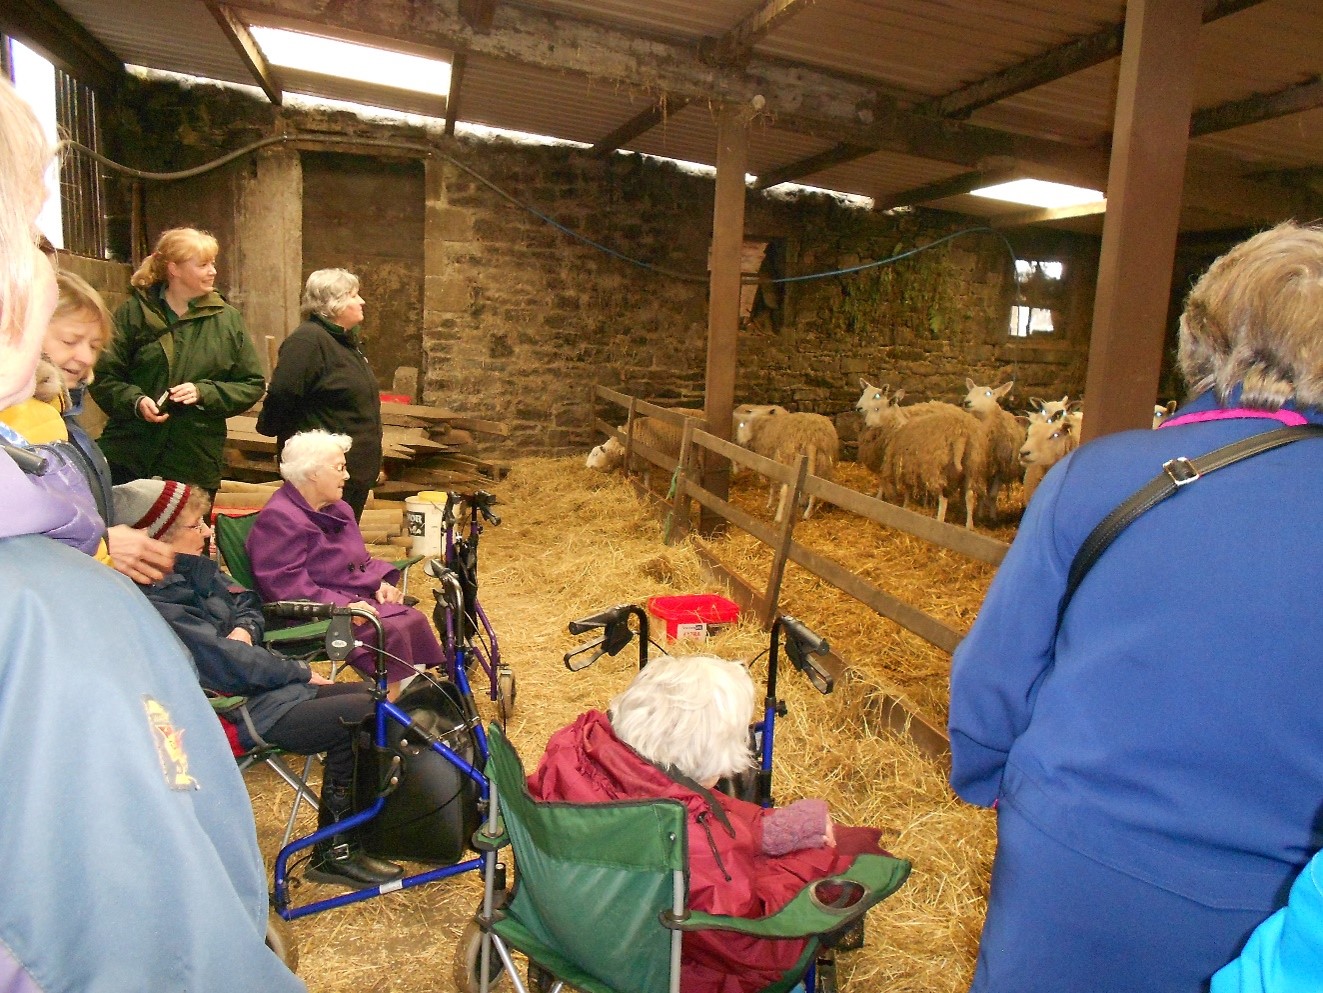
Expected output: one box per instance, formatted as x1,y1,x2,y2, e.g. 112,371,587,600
140,553,314,743
257,315,383,502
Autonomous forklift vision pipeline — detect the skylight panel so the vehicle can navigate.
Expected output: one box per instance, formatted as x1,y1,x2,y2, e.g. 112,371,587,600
971,179,1105,209
250,26,451,97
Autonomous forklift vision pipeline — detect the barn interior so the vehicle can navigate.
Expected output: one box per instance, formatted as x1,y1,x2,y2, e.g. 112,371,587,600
3,0,1322,989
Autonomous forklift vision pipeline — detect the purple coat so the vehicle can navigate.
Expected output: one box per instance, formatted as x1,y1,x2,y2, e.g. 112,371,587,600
246,482,442,682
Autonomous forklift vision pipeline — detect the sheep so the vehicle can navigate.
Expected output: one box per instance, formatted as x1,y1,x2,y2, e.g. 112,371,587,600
1028,395,1078,425
855,379,892,423
735,410,839,522
962,378,1028,521
1019,415,1081,502
1153,400,1177,428
879,403,986,529
586,410,693,477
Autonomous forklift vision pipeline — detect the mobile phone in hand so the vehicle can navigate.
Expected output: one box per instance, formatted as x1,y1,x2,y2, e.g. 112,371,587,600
155,390,172,410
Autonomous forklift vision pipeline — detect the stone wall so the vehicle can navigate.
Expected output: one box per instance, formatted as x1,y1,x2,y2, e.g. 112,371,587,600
105,75,1096,457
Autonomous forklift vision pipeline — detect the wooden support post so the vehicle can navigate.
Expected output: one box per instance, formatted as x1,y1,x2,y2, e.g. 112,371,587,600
622,396,638,475
666,419,696,546
761,454,808,626
700,102,748,534
1082,0,1203,441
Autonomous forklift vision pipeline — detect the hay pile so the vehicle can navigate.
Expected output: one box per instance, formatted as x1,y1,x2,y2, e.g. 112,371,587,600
247,456,996,992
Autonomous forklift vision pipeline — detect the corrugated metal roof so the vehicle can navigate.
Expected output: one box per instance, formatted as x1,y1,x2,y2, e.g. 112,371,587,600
19,0,1322,232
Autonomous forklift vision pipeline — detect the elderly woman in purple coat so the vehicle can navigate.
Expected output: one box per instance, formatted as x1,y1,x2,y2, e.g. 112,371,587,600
246,429,443,693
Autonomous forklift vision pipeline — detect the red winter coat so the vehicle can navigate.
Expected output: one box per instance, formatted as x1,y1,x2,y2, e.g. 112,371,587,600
527,711,883,993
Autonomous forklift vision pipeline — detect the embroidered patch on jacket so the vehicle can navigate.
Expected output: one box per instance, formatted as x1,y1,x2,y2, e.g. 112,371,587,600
144,696,199,791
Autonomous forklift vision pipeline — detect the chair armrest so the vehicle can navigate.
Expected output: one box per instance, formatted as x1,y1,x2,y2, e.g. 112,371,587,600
666,854,911,939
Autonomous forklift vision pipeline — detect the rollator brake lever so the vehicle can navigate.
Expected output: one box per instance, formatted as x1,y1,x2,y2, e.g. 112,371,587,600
568,604,633,635
563,637,609,671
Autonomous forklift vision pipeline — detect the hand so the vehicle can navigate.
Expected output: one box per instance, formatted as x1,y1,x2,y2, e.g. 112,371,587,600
825,818,836,848
308,671,334,686
137,395,169,423
167,382,201,406
106,525,176,582
225,627,253,645
348,599,378,616
376,581,404,604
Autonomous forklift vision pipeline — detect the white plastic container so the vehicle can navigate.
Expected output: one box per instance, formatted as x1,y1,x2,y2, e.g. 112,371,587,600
404,490,448,557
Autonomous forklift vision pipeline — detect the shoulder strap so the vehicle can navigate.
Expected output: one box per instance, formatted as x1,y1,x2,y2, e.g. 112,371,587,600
1058,425,1323,626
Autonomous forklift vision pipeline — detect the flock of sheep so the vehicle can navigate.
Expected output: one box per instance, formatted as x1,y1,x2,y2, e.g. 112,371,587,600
587,383,1179,530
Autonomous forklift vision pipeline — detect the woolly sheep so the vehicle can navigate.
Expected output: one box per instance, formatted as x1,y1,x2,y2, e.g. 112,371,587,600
855,379,892,423
735,410,839,522
962,378,1028,520
586,410,693,473
1018,415,1081,502
880,403,985,529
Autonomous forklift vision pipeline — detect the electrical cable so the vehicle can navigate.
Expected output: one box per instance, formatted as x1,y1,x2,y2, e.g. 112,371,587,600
63,134,1019,286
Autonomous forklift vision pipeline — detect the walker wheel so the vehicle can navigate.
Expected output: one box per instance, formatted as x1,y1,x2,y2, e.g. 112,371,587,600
265,911,299,973
453,916,506,993
497,666,517,720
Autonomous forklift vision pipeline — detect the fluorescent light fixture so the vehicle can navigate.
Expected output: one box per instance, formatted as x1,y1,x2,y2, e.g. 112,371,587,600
250,26,450,98
971,178,1105,209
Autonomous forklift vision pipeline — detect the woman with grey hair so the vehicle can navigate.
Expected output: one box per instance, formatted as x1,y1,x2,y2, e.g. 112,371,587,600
528,654,893,993
258,267,382,519
949,221,1323,993
246,429,443,692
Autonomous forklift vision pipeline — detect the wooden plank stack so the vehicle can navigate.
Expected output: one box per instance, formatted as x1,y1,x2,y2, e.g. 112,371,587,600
223,399,511,499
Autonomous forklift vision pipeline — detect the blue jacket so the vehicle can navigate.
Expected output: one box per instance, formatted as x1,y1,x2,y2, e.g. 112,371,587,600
1213,850,1323,993
0,448,304,991
950,390,1323,912
140,552,317,746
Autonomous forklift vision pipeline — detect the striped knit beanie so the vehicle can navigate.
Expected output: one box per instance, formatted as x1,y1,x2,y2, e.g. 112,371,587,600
113,478,192,538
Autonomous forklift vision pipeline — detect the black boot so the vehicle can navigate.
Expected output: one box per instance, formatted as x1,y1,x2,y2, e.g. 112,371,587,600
306,785,404,889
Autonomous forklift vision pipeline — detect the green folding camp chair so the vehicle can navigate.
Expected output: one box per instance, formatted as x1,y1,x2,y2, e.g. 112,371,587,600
213,511,424,663
456,724,911,993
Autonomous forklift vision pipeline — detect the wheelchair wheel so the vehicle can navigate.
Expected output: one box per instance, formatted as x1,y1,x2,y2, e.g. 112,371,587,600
497,665,517,720
265,911,299,972
528,961,557,992
453,916,506,993
813,950,839,993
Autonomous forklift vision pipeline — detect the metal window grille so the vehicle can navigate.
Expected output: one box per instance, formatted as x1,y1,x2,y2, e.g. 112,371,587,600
55,67,108,259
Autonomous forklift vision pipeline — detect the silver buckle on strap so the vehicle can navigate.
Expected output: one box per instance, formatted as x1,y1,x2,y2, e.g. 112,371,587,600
1162,457,1201,486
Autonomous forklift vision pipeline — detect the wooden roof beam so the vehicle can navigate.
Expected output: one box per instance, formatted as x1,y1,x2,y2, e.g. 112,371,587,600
457,0,496,34
991,200,1107,228
873,165,1021,210
0,0,123,93
752,143,875,190
203,2,282,105
590,96,692,157
711,0,816,66
443,51,466,136
1191,76,1323,137
915,0,1269,119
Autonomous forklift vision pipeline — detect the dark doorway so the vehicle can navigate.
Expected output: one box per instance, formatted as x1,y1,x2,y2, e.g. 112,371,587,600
301,151,425,392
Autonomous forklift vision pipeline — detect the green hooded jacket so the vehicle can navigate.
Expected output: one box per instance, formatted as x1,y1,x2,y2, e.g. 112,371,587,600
91,287,266,489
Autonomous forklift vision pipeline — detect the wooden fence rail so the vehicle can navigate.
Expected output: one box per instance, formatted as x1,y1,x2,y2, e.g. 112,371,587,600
592,386,1013,758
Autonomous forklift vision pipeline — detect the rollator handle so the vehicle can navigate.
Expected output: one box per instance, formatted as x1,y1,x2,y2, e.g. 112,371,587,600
781,615,834,695
567,604,632,635
265,600,336,620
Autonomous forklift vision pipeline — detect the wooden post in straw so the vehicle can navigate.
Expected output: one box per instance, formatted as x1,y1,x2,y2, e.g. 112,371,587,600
666,417,696,546
622,396,639,475
761,453,808,626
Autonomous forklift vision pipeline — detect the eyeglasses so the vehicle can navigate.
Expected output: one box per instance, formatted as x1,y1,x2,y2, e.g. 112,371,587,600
185,519,212,534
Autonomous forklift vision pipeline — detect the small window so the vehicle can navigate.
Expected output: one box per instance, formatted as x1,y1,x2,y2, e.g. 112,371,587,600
1009,259,1063,338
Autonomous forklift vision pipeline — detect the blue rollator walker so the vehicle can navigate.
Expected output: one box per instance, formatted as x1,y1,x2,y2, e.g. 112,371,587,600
267,591,501,921
452,604,908,993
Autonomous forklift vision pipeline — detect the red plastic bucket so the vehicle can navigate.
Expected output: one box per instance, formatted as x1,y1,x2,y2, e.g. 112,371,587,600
646,594,740,643
379,392,412,405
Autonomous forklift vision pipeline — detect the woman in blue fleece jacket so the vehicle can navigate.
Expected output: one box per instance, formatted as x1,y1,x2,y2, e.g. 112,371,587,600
949,222,1323,993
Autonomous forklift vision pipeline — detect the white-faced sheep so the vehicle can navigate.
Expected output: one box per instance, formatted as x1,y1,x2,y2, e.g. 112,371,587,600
586,410,696,480
1153,400,1177,428
962,378,1028,520
855,379,892,424
1027,395,1080,425
735,409,839,522
1019,415,1081,502
879,402,986,529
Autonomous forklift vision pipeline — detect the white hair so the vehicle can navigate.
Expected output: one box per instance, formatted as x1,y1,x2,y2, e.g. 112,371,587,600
609,654,756,785
279,429,351,486
300,268,360,322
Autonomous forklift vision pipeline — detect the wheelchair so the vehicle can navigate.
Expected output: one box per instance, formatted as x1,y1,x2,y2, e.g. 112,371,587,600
454,608,912,993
